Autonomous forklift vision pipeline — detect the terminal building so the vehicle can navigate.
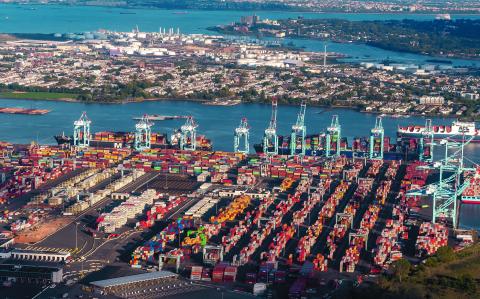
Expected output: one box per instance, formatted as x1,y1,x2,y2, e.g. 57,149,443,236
0,259,63,284
0,245,67,284
3,249,71,263
90,271,202,298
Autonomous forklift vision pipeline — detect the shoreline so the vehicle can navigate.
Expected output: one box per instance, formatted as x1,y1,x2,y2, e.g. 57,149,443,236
209,28,480,62
0,95,473,120
3,3,480,16
0,95,212,105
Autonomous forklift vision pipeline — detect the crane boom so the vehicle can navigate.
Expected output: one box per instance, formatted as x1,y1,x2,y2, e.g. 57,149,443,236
290,100,307,156
263,99,279,155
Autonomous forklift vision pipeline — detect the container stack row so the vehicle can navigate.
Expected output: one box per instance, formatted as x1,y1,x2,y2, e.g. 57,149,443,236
210,195,251,224
234,180,305,265
65,170,143,215
130,217,195,267
222,195,276,254
125,149,244,177
136,195,189,229
374,206,406,267
184,197,220,219
296,180,350,264
97,189,158,233
416,222,448,257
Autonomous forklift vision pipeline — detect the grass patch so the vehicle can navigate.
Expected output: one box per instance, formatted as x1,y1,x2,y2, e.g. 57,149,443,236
0,91,78,100
351,244,480,299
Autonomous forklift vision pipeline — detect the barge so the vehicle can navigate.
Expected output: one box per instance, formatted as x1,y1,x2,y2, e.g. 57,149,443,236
0,107,50,115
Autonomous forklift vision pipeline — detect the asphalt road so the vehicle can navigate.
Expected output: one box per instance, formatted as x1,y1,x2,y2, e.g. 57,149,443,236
34,171,203,286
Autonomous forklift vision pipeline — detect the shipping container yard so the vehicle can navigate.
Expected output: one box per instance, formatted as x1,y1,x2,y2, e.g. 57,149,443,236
0,131,478,299
0,99,478,299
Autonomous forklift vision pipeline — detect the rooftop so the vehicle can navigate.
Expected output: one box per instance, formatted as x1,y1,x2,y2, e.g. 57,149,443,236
90,271,177,289
0,238,14,248
12,248,71,256
0,258,63,269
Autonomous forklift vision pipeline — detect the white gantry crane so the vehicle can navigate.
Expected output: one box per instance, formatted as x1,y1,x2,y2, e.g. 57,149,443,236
234,117,250,154
73,112,91,148
180,116,198,151
134,114,153,151
263,99,279,155
290,100,307,156
325,115,341,158
369,116,384,160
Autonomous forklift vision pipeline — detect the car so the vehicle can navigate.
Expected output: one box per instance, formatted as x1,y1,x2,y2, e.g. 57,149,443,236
370,266,382,274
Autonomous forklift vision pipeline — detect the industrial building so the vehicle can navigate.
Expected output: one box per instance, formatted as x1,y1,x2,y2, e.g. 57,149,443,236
90,271,201,298
0,259,63,284
8,249,71,263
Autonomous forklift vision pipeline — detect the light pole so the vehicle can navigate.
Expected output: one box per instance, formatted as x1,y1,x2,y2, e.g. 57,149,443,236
75,222,80,250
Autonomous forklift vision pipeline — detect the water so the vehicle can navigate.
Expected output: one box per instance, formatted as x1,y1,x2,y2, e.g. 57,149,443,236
0,98,478,229
284,38,480,67
0,98,464,148
0,4,479,34
0,4,479,66
0,5,478,228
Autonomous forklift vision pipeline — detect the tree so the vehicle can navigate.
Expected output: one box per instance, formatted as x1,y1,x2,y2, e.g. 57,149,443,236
392,258,411,282
397,283,425,299
458,274,476,293
436,246,455,263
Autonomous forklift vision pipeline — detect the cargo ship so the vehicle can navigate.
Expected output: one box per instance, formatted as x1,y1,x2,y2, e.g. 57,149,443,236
253,134,410,160
132,115,188,121
54,129,212,151
461,167,480,205
397,121,480,142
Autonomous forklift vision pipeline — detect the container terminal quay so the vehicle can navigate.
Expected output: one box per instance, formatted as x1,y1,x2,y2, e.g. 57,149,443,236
0,102,479,299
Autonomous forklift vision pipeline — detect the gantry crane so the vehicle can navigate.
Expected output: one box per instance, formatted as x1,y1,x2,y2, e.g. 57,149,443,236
369,116,384,160
180,116,198,151
234,117,250,154
325,115,341,158
290,101,307,156
263,99,279,155
407,134,475,228
73,112,91,147
419,119,434,162
134,114,153,151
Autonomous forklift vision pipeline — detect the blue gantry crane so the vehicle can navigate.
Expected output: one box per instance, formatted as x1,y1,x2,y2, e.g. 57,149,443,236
134,114,153,151
263,99,279,155
234,117,250,154
369,116,384,160
73,112,91,148
290,101,307,156
180,116,198,151
407,134,475,228
325,115,341,158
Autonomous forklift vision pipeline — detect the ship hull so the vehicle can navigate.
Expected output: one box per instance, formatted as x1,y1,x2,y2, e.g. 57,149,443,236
54,132,212,151
461,199,480,205
461,200,480,205
397,132,480,142
253,144,410,160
